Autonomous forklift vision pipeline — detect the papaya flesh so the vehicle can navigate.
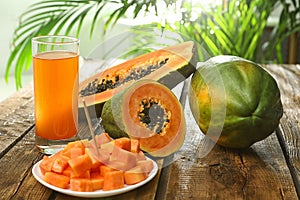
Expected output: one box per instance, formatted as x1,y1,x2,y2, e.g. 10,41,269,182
78,41,196,117
101,79,186,157
189,55,283,148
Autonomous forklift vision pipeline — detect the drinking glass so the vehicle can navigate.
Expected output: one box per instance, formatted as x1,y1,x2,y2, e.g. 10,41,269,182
32,35,79,154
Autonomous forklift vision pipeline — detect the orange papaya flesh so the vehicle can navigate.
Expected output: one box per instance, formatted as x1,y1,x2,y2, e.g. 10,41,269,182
124,166,147,185
102,171,124,191
70,178,93,192
101,79,186,157
78,41,196,117
44,172,70,189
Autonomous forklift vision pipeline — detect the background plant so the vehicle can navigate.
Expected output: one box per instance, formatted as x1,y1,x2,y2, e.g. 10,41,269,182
5,0,300,89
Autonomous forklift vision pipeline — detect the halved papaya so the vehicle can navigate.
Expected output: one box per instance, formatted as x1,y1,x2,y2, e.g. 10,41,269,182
101,79,186,157
79,41,196,116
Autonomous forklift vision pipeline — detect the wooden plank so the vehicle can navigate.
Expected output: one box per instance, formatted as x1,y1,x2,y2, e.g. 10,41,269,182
264,64,300,196
0,128,53,199
0,84,35,158
159,70,298,199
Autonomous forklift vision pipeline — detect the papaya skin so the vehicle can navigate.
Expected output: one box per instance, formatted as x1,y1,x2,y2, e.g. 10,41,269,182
101,79,186,157
189,55,283,148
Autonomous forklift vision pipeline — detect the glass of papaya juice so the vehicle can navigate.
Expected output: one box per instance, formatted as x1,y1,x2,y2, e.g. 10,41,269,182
32,35,79,154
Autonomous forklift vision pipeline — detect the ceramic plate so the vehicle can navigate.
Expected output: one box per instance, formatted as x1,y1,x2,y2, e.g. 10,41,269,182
32,157,158,198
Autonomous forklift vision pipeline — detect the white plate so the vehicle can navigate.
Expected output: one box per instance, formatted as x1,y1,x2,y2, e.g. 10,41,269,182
32,157,158,198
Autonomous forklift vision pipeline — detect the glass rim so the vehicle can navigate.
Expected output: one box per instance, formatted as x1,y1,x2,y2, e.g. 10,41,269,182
32,35,79,45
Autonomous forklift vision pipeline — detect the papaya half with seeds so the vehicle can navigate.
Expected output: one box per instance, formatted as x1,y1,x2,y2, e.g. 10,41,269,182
101,79,186,157
78,41,196,117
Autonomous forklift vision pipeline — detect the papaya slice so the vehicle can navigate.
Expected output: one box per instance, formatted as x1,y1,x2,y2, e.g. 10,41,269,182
79,41,196,116
101,79,186,157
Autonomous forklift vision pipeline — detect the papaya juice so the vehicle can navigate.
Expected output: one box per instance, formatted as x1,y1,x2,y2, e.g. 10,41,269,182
33,51,78,140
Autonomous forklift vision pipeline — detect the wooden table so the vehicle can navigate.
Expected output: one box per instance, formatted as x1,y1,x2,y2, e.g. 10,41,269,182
0,64,299,200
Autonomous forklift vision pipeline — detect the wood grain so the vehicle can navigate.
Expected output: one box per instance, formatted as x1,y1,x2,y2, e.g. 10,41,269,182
0,128,53,199
0,84,35,158
264,64,300,196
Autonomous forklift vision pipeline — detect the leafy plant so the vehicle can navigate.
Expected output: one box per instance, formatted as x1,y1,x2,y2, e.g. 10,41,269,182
263,0,300,63
5,0,300,89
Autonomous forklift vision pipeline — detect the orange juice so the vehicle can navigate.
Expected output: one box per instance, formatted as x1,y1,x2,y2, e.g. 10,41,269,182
33,51,78,140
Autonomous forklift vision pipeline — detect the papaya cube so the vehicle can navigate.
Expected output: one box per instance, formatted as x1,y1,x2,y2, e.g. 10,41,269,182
85,148,101,166
100,141,115,154
91,178,104,191
90,172,104,190
63,147,84,158
103,171,124,191
95,132,112,146
70,178,93,192
130,139,140,153
100,165,116,177
114,137,131,151
64,140,86,153
91,171,102,179
137,151,147,161
62,165,73,177
68,154,93,176
110,146,137,171
137,160,154,174
51,156,69,173
71,170,90,179
44,172,70,189
39,156,54,175
90,148,111,165
39,150,64,174
124,166,147,185
107,160,126,171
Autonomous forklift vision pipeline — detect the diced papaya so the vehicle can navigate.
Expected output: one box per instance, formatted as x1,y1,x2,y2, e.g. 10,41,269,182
68,154,93,176
137,151,147,161
85,148,101,168
124,166,147,185
86,147,110,166
71,170,90,179
107,160,125,171
103,171,124,191
90,171,102,179
64,140,86,152
100,165,116,177
51,156,69,173
130,139,140,153
95,133,112,146
62,165,73,177
62,163,91,178
39,151,64,174
90,172,104,190
70,178,93,192
44,172,70,189
100,141,115,154
63,147,84,158
114,137,131,151
39,155,54,175
137,160,154,174
110,146,137,170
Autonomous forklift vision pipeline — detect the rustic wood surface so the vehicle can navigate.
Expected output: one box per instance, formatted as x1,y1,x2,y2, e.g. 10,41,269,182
0,64,299,200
